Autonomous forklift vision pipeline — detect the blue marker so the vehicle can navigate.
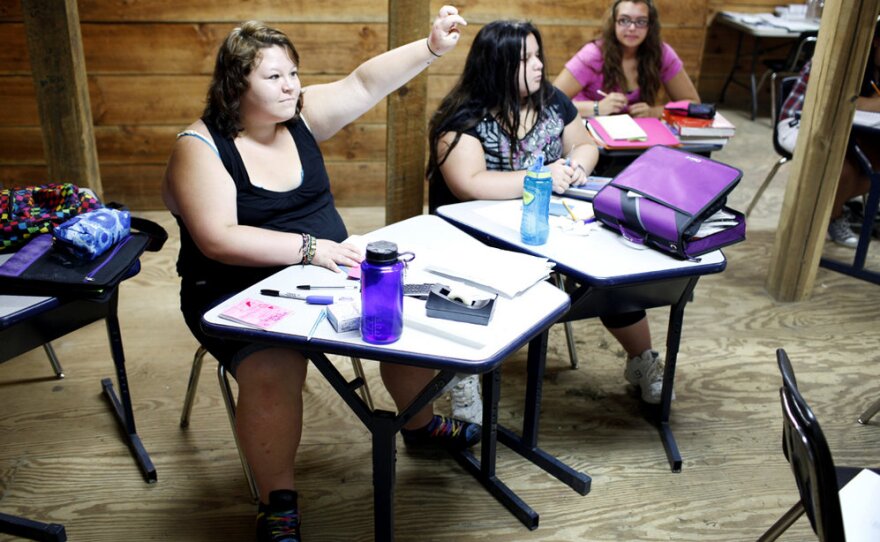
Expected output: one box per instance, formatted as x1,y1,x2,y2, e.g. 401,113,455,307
260,289,334,305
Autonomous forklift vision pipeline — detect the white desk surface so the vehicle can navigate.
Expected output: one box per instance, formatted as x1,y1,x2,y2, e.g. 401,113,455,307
203,215,569,372
0,252,54,322
437,200,726,287
717,11,820,38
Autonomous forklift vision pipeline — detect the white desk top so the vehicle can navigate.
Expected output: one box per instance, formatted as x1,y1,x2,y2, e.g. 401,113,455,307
437,200,726,287
203,215,569,373
718,11,820,38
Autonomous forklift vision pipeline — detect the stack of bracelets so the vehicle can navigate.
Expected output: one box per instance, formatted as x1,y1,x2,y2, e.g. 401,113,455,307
300,232,317,265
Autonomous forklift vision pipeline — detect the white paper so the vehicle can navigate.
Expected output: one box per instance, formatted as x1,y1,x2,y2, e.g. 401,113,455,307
854,110,880,128
422,243,554,298
839,468,880,541
595,114,647,141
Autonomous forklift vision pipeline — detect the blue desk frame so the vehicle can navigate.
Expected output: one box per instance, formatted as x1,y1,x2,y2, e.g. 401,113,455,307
438,200,728,472
0,289,156,541
820,122,880,284
200,215,579,541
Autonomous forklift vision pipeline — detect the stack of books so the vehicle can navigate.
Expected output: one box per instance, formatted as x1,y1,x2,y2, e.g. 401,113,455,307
662,110,736,146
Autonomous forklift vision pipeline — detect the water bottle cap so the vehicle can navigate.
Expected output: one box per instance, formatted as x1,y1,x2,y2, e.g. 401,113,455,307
365,240,399,264
527,154,551,179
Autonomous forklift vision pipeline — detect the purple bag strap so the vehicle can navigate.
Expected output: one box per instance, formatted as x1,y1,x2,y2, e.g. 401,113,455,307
0,234,53,277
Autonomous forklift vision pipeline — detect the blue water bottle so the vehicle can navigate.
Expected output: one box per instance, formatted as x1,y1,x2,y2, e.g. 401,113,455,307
360,240,404,344
521,155,552,245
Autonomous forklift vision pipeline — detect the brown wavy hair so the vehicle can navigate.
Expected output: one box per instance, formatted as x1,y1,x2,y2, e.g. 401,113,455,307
600,0,663,105
203,21,303,139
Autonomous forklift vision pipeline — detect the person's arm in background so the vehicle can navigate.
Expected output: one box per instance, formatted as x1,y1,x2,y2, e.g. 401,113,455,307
557,117,600,186
629,70,700,118
855,94,880,112
630,43,700,118
554,68,627,117
437,129,592,199
302,5,466,142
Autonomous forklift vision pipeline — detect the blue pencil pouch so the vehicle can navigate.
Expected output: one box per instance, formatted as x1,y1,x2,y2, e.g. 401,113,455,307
53,207,131,260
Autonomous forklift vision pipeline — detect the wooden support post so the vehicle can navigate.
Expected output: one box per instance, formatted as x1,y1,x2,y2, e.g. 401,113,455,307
21,0,103,197
765,0,880,301
385,0,429,225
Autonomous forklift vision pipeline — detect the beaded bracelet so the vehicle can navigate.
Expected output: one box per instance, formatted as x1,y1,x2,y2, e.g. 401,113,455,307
305,235,317,265
299,233,309,266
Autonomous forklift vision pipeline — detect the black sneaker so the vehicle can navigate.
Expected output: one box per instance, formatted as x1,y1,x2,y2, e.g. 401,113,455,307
401,414,482,449
256,490,301,542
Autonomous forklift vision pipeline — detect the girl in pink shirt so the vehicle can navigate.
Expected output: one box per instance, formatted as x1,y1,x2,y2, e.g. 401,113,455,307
554,0,700,118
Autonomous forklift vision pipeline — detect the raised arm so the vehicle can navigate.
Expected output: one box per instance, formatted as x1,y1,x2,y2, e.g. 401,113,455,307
301,6,466,141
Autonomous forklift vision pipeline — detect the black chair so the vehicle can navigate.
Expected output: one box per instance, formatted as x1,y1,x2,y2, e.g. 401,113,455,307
758,348,880,541
755,31,818,117
745,74,799,218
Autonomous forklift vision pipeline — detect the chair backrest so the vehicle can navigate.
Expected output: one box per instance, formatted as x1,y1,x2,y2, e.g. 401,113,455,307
771,75,800,160
776,348,846,541
784,31,819,73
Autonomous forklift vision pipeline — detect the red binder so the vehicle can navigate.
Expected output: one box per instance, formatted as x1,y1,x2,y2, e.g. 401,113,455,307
587,117,681,150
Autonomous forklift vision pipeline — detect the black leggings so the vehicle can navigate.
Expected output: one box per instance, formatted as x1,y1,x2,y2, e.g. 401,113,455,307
600,310,645,329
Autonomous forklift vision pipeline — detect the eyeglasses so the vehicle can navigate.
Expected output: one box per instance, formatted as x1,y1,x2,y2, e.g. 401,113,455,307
616,17,649,28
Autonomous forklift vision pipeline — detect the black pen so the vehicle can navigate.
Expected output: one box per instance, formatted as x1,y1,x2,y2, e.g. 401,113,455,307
261,289,335,305
296,284,358,290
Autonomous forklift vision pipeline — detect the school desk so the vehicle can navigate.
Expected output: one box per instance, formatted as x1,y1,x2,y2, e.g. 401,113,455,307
0,266,156,541
819,119,880,284
716,11,820,120
437,199,728,473
201,215,578,540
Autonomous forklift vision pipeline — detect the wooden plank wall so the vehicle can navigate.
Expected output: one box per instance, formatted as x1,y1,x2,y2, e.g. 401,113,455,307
0,0,711,210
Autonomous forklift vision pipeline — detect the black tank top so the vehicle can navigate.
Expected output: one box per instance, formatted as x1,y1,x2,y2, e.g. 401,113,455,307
175,118,348,293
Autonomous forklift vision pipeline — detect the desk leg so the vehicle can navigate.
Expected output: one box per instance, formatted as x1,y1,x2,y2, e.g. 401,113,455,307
0,512,66,542
452,367,540,530
748,37,762,120
306,352,455,542
495,332,592,495
820,168,880,284
653,277,699,473
719,32,744,103
99,292,156,483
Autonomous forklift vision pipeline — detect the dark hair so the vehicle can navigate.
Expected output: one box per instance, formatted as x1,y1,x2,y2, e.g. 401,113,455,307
427,20,554,183
599,0,663,105
203,21,303,138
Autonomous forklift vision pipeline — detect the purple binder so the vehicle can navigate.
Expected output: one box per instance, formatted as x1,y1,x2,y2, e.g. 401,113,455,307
592,146,746,259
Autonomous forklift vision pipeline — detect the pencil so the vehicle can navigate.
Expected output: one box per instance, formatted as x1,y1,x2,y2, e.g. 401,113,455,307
561,199,579,222
871,80,880,97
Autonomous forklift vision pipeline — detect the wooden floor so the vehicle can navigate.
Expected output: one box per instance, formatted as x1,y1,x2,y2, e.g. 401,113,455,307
2,110,880,541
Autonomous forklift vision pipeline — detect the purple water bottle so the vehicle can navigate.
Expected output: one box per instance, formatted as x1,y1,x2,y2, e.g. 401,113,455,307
360,240,404,344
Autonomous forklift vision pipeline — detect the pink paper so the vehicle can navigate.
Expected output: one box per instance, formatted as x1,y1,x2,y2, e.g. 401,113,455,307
219,298,290,329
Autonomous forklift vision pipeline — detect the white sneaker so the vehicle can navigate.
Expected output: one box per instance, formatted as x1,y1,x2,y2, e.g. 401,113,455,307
450,374,482,424
624,350,673,404
827,215,858,248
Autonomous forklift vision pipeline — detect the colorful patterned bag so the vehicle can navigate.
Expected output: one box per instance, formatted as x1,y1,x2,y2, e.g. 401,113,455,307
0,183,103,252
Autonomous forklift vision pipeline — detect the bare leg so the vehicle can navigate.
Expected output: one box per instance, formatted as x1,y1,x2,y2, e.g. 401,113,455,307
234,347,308,504
832,155,871,219
380,364,435,430
606,317,652,358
